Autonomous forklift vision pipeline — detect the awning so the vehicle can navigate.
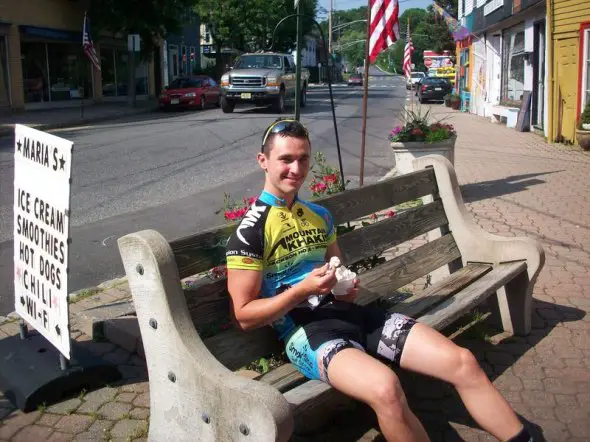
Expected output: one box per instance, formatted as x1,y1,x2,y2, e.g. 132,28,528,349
19,25,81,42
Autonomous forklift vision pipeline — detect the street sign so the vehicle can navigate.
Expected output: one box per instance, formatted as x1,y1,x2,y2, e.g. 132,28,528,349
127,34,140,52
294,0,300,8
13,125,73,359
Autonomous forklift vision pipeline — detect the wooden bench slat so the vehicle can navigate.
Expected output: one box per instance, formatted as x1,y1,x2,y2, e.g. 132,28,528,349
203,326,282,371
390,263,493,318
172,225,233,280
356,233,462,306
258,363,307,393
319,168,438,225
282,261,527,423
419,261,528,330
339,200,448,265
170,169,438,279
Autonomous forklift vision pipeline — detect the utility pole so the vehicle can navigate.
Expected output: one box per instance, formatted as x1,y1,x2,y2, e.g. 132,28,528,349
294,1,302,120
328,0,333,54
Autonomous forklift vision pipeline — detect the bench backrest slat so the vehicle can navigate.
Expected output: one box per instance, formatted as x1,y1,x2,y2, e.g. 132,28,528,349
356,233,461,306
319,168,437,225
171,168,438,280
339,200,447,265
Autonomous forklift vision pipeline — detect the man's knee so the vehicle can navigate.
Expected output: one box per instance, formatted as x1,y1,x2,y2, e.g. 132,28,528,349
453,347,487,388
370,373,408,418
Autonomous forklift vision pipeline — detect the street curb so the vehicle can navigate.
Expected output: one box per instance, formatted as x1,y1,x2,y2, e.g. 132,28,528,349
0,106,156,140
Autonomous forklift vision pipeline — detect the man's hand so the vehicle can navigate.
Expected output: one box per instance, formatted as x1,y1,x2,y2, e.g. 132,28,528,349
336,278,360,303
299,264,337,296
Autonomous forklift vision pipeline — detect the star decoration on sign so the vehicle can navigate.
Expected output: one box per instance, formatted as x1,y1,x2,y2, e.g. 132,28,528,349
16,140,22,152
55,325,61,336
59,155,66,170
20,296,25,306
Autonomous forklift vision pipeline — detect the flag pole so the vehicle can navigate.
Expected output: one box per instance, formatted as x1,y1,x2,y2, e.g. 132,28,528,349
359,0,371,187
408,16,413,113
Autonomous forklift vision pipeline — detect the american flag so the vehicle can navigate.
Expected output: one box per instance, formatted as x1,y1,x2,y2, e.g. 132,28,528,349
83,12,101,72
369,0,400,63
403,21,414,79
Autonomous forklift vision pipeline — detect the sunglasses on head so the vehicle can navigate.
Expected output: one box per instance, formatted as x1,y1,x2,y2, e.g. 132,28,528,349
261,119,309,152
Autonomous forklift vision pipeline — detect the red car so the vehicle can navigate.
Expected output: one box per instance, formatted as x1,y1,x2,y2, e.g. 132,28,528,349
158,76,221,110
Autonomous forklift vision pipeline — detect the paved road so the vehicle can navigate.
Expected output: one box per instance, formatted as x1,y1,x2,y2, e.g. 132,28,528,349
0,67,405,315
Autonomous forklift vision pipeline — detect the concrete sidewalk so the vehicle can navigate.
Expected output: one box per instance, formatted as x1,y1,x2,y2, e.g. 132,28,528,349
1,105,589,441
0,100,158,139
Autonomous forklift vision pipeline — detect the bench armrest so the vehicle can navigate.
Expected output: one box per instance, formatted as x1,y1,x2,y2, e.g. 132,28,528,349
413,155,545,286
118,230,293,442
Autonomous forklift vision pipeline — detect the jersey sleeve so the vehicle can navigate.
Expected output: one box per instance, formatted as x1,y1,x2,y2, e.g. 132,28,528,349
324,209,337,245
225,218,264,271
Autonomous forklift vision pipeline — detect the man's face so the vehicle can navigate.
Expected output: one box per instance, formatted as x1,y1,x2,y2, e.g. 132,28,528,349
258,135,311,197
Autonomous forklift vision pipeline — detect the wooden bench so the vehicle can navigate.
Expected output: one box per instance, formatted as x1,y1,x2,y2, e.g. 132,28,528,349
117,154,544,442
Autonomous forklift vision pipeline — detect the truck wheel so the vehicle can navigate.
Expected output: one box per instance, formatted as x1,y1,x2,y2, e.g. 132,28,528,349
300,86,307,108
221,97,235,113
274,90,286,114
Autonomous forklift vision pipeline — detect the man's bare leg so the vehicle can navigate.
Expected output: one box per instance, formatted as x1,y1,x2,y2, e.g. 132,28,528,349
327,348,430,442
400,323,524,441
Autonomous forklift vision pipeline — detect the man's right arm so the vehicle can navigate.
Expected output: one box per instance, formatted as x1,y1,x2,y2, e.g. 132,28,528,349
227,265,337,331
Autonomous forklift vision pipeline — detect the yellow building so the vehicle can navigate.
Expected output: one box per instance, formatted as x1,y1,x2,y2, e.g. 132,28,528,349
0,0,156,112
547,0,590,143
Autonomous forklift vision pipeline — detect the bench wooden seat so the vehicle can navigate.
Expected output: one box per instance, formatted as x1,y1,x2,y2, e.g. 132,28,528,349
117,154,544,442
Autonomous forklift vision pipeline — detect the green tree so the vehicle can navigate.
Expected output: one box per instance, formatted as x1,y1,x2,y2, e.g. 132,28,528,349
335,29,365,69
195,0,318,78
88,0,195,58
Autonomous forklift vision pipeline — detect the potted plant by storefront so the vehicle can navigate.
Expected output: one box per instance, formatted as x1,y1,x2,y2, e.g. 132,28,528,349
389,107,457,176
449,93,461,110
443,94,451,107
575,102,590,150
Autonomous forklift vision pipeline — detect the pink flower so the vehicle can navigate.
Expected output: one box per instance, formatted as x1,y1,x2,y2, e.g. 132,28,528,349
311,182,327,193
411,128,424,136
370,213,378,221
323,174,338,184
224,210,236,221
386,210,396,218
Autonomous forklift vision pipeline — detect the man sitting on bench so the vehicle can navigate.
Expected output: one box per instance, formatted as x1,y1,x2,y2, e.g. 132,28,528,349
225,118,534,442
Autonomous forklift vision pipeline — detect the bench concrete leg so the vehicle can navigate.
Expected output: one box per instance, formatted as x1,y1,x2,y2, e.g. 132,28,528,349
118,230,294,442
490,113,501,124
494,270,532,336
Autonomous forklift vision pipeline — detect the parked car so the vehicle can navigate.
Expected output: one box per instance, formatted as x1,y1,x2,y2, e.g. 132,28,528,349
347,74,363,86
158,76,221,110
406,72,426,90
219,52,310,114
417,77,453,103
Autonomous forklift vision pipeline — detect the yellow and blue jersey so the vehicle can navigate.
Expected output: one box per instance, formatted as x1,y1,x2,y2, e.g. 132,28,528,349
226,190,336,339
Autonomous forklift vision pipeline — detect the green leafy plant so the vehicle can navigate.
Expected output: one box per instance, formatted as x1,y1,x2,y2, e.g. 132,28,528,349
389,107,456,143
578,102,590,129
308,151,347,197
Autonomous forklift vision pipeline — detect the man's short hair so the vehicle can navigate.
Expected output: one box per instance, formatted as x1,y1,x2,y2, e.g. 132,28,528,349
261,118,310,155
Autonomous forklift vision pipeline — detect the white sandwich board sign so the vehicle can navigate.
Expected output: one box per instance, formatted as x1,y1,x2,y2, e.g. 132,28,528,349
13,124,73,359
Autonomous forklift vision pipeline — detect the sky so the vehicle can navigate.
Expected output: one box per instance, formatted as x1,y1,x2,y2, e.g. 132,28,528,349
317,0,433,19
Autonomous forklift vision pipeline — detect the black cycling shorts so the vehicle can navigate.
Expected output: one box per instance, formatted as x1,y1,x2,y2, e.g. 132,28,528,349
284,299,417,383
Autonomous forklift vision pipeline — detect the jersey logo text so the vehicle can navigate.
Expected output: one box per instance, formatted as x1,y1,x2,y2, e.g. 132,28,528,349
237,203,267,245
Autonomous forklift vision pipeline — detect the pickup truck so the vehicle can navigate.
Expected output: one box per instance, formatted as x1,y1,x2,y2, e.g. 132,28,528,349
220,52,310,114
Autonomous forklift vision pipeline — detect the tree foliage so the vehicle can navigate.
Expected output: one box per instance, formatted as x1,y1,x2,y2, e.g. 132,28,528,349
88,0,195,57
195,0,318,76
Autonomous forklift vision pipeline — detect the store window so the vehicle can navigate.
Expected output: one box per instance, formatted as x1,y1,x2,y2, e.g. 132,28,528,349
502,25,526,105
21,42,49,103
581,26,590,114
101,47,134,97
21,41,92,104
0,37,9,106
47,43,91,101
135,60,148,95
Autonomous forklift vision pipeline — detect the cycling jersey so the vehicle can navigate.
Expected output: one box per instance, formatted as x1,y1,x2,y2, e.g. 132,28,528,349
225,190,336,339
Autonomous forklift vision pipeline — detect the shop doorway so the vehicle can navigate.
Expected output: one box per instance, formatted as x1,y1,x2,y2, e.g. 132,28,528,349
0,36,10,108
532,20,545,129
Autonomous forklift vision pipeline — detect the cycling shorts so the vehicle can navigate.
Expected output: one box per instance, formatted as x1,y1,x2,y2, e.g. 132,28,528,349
284,299,417,383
